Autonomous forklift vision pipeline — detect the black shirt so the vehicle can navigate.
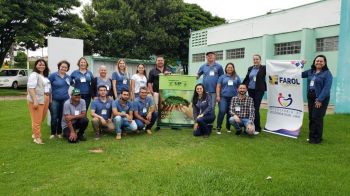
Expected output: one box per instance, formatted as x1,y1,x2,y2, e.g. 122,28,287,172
147,66,172,92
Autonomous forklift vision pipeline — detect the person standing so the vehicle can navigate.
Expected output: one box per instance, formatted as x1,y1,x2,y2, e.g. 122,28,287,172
130,64,148,101
302,55,332,144
49,60,71,139
192,84,215,138
197,51,224,109
27,59,50,144
91,65,114,99
62,89,89,143
71,57,93,110
112,59,130,99
229,84,255,135
91,85,114,140
242,54,266,134
216,63,241,134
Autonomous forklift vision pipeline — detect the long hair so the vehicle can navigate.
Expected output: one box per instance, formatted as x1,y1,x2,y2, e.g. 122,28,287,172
311,54,329,71
33,59,49,77
225,62,237,77
77,57,89,68
192,83,207,104
116,59,127,73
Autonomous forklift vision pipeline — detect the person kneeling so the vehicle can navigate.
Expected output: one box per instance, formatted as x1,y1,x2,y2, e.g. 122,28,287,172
133,87,158,134
229,84,256,135
91,85,114,140
62,89,89,143
113,90,137,140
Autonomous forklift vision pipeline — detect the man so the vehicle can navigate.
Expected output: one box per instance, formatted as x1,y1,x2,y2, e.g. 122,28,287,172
229,84,256,135
197,51,224,109
91,85,114,140
133,87,158,134
147,55,172,110
62,88,89,143
112,90,137,140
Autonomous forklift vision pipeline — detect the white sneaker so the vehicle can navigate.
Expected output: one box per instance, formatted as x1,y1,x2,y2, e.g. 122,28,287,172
216,131,222,135
49,135,55,139
254,131,260,135
57,134,63,139
227,130,231,133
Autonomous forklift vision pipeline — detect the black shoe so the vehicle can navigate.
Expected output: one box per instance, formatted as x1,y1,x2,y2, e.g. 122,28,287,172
235,130,242,135
78,135,87,141
156,126,161,131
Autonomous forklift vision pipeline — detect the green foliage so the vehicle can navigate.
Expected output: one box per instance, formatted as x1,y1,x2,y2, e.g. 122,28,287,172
83,0,225,64
13,51,27,68
0,0,81,67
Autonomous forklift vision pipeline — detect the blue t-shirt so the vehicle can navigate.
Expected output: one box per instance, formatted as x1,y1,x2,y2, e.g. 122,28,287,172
197,63,224,93
217,74,241,97
112,72,130,94
49,72,71,101
90,98,113,120
248,67,260,89
112,100,134,114
133,96,154,117
71,69,93,94
96,77,112,96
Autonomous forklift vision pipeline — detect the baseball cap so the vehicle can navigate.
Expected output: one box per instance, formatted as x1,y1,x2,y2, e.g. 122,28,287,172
72,88,81,96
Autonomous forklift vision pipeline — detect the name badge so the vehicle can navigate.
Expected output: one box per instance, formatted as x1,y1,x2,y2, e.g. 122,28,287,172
123,79,128,84
106,85,110,91
310,80,314,87
253,76,256,82
101,109,107,115
142,107,147,113
66,78,70,85
80,77,86,83
74,110,80,116
209,71,215,76
45,86,50,92
228,80,234,86
235,106,241,112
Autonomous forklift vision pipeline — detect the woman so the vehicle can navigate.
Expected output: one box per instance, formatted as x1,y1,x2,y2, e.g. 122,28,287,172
192,84,215,138
27,59,50,144
243,54,266,134
112,59,130,99
71,57,93,109
130,64,148,101
302,55,332,144
216,63,241,134
49,60,71,139
91,65,114,99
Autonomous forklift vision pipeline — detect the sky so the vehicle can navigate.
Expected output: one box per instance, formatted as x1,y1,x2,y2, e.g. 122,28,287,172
29,0,320,56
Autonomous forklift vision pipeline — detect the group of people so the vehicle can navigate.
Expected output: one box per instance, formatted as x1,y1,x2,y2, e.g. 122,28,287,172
27,52,332,145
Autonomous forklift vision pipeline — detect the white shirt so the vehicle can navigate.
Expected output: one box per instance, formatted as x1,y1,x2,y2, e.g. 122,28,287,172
131,74,147,93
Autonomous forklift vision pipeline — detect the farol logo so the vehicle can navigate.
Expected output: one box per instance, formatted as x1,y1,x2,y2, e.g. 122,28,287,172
268,75,301,86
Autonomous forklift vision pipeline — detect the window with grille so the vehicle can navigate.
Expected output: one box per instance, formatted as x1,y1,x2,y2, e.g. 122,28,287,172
214,50,223,60
316,36,338,52
274,41,301,55
192,53,205,62
226,48,245,59
191,31,208,47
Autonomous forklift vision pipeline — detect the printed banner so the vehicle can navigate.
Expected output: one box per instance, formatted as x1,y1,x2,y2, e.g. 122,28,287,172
159,74,196,127
264,60,304,138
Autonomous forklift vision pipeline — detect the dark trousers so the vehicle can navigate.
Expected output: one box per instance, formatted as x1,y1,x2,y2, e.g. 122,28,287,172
248,89,265,132
49,99,66,135
307,91,329,143
135,112,158,130
81,94,91,111
63,118,89,143
193,113,215,136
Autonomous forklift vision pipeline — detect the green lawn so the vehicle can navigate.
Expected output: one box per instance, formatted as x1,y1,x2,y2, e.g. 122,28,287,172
0,88,26,96
0,100,349,195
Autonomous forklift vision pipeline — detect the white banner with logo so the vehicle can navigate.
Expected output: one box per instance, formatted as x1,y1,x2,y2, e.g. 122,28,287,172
264,60,304,138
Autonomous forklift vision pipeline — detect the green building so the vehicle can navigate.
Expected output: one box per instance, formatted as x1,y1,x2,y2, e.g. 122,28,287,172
189,0,340,104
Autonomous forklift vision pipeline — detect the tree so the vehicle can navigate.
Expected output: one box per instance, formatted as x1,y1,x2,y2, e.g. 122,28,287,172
14,51,27,68
0,0,81,68
83,0,225,65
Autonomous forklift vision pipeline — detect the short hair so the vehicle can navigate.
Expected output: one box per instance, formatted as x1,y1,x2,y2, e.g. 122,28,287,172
253,54,261,60
238,83,247,88
33,59,49,77
57,60,70,71
121,90,129,94
77,57,89,68
206,51,215,56
97,85,107,91
156,55,164,60
139,86,148,92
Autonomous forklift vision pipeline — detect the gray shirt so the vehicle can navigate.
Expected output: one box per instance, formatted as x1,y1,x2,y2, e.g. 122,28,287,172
61,99,86,129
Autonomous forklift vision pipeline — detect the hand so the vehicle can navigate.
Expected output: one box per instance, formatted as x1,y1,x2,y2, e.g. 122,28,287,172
301,59,307,65
100,118,107,126
127,116,132,122
216,96,220,103
178,104,193,119
193,123,198,130
233,115,241,123
146,113,152,121
144,119,150,125
247,124,255,135
69,131,77,141
33,101,39,110
197,114,204,119
65,115,74,121
315,101,322,108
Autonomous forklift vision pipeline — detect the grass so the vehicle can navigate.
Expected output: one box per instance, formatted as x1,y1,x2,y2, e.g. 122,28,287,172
0,100,349,195
0,88,26,96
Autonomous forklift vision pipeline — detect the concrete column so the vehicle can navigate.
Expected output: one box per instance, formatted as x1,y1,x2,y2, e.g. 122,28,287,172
300,28,315,64
261,34,274,62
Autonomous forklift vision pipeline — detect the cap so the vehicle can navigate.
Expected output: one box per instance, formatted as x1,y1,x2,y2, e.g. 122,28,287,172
72,88,81,96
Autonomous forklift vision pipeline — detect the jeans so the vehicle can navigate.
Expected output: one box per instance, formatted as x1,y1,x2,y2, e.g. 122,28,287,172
135,112,158,130
81,94,91,111
307,91,329,143
209,93,216,111
217,96,232,130
193,113,215,136
113,116,138,133
229,117,252,134
63,118,89,143
248,89,265,132
49,99,67,135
